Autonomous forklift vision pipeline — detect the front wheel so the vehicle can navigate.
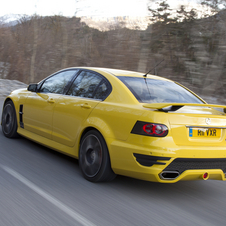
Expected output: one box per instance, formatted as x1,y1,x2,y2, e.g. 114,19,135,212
1,100,18,138
79,130,116,182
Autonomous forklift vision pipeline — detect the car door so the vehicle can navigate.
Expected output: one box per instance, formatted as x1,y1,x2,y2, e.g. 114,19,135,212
52,70,111,147
23,69,78,139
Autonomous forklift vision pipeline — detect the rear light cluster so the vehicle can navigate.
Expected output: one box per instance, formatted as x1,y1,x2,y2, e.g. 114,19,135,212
143,124,168,136
131,121,168,137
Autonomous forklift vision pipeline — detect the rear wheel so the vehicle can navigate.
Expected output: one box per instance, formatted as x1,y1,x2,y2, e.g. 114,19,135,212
1,100,18,138
79,130,116,182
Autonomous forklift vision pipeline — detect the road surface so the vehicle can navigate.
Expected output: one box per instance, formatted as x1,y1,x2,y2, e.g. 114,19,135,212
0,98,226,226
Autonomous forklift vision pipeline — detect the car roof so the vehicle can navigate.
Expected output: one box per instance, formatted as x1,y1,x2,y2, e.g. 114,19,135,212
72,67,171,81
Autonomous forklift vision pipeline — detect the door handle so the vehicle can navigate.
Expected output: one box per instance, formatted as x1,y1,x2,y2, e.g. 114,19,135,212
81,103,91,109
47,98,55,103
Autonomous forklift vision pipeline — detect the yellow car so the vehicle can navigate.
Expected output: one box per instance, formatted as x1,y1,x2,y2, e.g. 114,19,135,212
2,67,226,183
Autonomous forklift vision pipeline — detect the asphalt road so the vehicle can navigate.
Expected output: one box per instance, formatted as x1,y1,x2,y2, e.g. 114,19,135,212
1,97,226,226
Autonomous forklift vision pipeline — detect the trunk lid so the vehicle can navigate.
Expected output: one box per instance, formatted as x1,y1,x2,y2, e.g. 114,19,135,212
169,106,226,146
143,103,226,146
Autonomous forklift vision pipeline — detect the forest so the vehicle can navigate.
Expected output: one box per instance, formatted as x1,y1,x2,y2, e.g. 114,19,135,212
0,0,226,103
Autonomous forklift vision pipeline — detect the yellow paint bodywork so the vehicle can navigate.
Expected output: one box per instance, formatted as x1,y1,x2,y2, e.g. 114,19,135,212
4,67,226,183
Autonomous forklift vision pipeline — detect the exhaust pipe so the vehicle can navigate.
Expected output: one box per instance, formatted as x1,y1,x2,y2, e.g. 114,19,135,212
159,171,180,180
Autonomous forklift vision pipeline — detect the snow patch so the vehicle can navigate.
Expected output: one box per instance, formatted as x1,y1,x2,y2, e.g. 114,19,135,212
0,79,27,98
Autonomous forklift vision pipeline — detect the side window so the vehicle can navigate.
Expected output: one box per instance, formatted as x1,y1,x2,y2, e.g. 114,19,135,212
68,71,104,99
39,70,78,94
93,81,109,100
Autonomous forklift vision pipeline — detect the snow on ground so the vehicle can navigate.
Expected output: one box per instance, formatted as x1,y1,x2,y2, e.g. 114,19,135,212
0,79,27,98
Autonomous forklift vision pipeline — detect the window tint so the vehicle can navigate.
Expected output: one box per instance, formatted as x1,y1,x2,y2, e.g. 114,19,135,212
39,70,77,94
118,76,204,104
68,71,106,99
93,82,109,100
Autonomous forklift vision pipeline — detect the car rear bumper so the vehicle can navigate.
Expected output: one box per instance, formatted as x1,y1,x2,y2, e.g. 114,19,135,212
108,138,226,183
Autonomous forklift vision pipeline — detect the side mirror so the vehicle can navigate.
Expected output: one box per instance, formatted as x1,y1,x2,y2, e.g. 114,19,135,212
27,84,38,92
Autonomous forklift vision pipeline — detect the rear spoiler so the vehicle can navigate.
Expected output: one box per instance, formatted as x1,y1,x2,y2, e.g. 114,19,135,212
143,103,226,113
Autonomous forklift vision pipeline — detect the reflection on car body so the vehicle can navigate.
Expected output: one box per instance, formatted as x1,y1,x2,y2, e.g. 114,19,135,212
2,67,226,183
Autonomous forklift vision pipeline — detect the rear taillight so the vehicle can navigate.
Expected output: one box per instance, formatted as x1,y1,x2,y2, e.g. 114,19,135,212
131,121,168,137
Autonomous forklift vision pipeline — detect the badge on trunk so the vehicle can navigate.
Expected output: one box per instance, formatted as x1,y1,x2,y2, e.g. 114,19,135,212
206,118,211,125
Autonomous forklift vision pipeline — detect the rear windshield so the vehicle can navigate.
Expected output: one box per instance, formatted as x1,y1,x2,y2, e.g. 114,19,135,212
118,76,204,104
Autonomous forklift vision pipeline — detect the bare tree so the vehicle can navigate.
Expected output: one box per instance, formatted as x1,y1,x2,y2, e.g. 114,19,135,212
30,15,39,83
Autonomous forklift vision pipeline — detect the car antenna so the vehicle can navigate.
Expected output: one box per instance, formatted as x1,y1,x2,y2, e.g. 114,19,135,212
143,59,164,77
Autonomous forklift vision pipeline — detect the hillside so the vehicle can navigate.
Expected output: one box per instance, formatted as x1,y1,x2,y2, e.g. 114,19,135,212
0,9,226,103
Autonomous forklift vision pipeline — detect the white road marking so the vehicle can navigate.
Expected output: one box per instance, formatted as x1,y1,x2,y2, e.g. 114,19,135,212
1,165,96,226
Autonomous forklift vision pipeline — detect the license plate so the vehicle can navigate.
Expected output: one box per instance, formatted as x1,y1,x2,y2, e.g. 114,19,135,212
189,128,221,138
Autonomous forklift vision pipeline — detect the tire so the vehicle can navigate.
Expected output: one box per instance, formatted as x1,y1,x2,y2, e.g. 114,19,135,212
79,130,116,182
1,100,18,138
